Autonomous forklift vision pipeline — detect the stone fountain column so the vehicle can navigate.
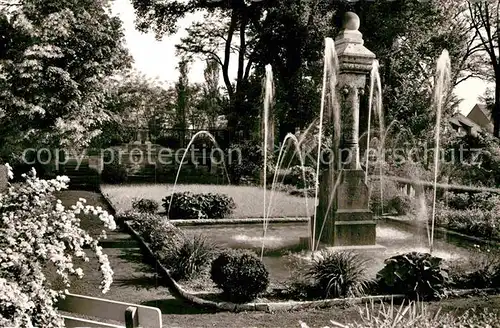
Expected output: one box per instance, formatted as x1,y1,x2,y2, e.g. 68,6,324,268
314,12,379,248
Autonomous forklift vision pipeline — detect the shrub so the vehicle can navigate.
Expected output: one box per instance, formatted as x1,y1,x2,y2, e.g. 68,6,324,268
128,213,185,252
101,162,128,184
448,246,500,289
306,250,369,299
227,140,262,185
446,191,471,210
387,194,412,215
435,207,499,239
128,212,215,280
369,179,410,215
282,253,321,300
210,249,269,303
0,167,115,327
157,234,218,281
377,252,449,300
162,192,235,220
132,198,159,214
445,191,500,211
283,165,316,189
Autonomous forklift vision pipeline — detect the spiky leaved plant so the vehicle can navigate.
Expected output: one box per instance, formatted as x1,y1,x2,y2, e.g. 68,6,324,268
306,250,369,299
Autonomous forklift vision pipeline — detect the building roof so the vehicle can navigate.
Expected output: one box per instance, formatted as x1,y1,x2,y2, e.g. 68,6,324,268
466,103,493,133
476,103,491,118
450,112,479,128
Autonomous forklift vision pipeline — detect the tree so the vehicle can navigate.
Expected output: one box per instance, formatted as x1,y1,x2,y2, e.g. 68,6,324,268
199,57,222,129
247,0,327,138
466,0,499,137
89,71,176,148
175,58,189,136
131,0,271,133
0,0,130,160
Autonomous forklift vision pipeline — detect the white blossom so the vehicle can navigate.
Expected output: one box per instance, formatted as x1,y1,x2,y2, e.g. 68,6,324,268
0,170,115,326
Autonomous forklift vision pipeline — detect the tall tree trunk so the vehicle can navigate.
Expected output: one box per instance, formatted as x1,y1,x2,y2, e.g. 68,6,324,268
494,74,500,137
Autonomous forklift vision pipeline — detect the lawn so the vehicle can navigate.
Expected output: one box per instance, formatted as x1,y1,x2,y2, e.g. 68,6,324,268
102,183,314,218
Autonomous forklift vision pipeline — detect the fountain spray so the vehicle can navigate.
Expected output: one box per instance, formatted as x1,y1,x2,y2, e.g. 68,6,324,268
312,38,339,252
365,60,382,184
261,64,274,260
430,50,451,254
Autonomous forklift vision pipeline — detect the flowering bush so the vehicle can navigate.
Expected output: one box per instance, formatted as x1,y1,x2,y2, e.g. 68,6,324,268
0,166,116,327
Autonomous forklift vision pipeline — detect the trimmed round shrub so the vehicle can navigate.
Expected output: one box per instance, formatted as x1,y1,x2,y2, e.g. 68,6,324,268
377,252,449,300
306,250,369,298
101,163,128,184
210,250,269,303
132,198,159,214
370,179,413,215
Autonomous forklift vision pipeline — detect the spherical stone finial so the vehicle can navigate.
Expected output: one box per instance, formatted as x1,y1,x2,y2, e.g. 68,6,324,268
343,12,360,31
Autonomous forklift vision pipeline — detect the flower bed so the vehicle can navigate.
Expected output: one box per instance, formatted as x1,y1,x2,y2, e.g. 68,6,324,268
118,210,500,310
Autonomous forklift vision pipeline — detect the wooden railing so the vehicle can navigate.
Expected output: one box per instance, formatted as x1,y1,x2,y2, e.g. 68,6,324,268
58,293,162,328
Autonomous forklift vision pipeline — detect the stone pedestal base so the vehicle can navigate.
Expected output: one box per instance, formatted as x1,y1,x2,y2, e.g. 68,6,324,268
314,169,377,246
325,244,385,252
333,214,376,246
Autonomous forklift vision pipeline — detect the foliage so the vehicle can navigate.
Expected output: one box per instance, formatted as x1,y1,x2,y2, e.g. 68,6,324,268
282,253,320,301
157,234,218,281
300,301,500,328
369,179,412,215
210,249,269,303
162,192,235,220
306,250,369,299
199,58,222,129
0,0,130,157
448,245,500,290
282,165,316,189
128,212,184,253
90,70,175,147
101,163,128,185
128,212,215,280
443,131,500,188
387,195,412,216
131,198,159,214
377,252,449,300
445,191,500,211
227,140,263,185
434,207,500,240
465,1,499,137
0,167,116,327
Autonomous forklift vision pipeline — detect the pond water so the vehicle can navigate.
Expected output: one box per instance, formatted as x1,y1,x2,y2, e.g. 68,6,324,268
181,219,484,284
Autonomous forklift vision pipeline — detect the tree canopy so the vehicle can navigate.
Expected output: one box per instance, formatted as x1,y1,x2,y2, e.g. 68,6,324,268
0,0,130,160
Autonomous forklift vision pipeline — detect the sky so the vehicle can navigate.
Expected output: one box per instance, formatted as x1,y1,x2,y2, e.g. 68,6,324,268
112,0,489,116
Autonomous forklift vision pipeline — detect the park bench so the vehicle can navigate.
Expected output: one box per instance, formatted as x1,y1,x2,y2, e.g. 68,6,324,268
58,293,162,328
